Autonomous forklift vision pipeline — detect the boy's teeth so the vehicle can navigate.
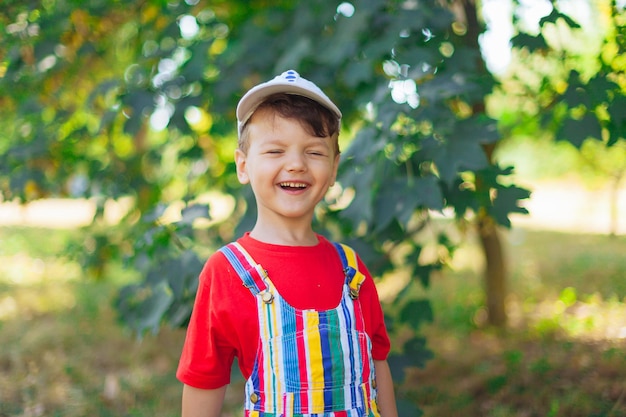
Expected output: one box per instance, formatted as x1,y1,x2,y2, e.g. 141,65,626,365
280,182,306,188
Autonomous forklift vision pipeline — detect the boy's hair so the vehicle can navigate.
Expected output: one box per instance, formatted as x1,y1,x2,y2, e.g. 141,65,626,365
238,93,341,155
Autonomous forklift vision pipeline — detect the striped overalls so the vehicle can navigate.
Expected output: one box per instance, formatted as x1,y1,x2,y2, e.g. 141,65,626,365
219,242,381,417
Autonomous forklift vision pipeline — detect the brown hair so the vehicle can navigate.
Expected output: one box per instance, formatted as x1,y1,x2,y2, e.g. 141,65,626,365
238,93,340,154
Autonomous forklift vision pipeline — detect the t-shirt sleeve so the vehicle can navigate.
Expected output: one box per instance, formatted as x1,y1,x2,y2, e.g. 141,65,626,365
176,253,238,389
356,256,391,361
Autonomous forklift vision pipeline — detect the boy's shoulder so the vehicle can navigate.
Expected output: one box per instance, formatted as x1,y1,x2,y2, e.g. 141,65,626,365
213,234,360,267
254,234,360,270
244,234,357,251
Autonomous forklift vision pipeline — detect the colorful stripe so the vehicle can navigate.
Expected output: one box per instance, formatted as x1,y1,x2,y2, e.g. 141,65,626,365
336,243,367,297
219,243,268,293
221,242,380,416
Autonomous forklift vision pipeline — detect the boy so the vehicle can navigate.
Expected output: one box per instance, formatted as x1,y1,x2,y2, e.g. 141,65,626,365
177,70,398,417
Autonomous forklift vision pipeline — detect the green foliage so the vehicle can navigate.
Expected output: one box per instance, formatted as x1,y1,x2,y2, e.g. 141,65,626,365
506,1,626,149
8,1,625,411
7,3,619,411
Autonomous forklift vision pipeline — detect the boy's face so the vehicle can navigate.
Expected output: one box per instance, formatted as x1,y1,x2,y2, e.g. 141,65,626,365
235,108,340,224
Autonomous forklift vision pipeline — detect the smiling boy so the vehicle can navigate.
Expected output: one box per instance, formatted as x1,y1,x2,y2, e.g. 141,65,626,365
177,70,398,417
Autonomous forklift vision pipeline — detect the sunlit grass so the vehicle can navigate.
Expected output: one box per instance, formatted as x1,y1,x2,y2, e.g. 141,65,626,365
0,227,126,320
415,227,626,341
507,229,626,342
0,226,244,417
402,226,626,416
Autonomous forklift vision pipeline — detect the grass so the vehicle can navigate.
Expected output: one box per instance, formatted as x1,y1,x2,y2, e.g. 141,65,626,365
0,227,185,417
403,228,626,416
1,226,625,416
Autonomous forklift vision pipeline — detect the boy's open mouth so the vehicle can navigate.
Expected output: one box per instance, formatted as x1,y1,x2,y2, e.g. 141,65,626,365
279,182,308,190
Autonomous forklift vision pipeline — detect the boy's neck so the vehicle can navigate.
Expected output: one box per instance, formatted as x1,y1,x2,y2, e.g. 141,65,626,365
249,221,319,247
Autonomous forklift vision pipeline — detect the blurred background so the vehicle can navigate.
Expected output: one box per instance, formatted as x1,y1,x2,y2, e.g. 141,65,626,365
1,0,625,416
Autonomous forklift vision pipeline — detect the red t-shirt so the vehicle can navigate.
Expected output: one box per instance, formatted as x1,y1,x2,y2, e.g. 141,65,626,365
176,233,391,390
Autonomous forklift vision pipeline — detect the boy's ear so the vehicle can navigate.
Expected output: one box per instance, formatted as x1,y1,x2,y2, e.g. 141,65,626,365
234,149,250,184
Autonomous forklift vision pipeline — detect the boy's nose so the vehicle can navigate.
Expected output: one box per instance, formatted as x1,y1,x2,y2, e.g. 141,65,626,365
285,152,306,172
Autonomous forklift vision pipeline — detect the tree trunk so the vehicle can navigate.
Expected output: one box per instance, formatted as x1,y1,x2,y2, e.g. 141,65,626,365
458,0,508,326
477,215,507,326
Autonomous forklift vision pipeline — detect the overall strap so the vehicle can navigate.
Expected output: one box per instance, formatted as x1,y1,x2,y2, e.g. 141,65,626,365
333,242,367,299
219,242,269,296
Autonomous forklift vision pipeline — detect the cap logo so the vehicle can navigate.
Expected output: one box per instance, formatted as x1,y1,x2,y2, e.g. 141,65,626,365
283,70,298,82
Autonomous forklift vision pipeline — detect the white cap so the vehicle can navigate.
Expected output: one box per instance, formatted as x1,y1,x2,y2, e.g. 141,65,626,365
236,70,342,136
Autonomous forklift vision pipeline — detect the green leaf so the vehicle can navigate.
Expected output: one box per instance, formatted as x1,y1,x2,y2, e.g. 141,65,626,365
403,335,434,368
387,353,413,381
399,299,434,330
490,185,531,228
419,73,478,102
558,113,602,148
456,116,500,144
164,250,203,299
387,336,433,377
510,33,548,51
442,178,477,219
343,60,374,88
412,262,440,289
341,126,382,164
419,117,495,185
339,165,376,227
431,135,488,185
586,74,619,105
116,281,174,335
180,41,212,81
607,94,626,146
539,8,581,29
275,37,313,70
372,176,443,231
414,176,445,211
562,71,589,108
